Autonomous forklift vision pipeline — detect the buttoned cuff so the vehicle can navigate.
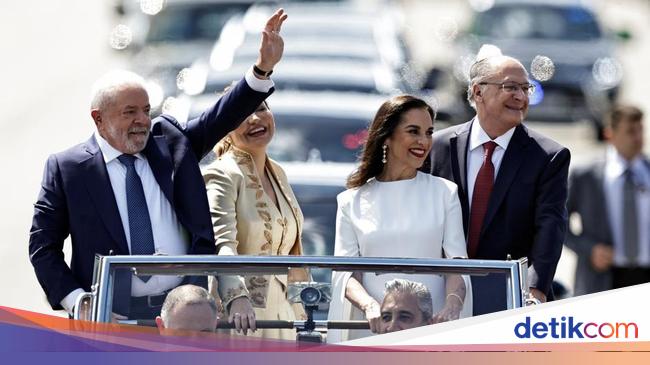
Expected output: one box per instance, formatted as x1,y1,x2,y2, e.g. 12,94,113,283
245,67,274,93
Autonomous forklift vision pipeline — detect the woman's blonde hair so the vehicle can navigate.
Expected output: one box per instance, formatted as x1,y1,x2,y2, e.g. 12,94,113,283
212,82,269,158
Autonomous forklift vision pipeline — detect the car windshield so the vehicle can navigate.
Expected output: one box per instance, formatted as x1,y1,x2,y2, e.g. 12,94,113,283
472,5,602,40
268,114,368,163
146,3,250,43
82,255,529,344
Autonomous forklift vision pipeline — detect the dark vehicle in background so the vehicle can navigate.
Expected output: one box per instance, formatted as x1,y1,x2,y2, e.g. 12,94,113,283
197,1,413,97
191,91,384,164
198,58,407,97
448,0,624,138
120,0,261,111
282,162,350,288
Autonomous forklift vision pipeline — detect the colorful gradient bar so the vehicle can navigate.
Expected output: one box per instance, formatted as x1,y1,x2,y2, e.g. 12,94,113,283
1,306,649,364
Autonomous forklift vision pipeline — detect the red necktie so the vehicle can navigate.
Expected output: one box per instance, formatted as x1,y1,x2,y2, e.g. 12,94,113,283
468,141,498,258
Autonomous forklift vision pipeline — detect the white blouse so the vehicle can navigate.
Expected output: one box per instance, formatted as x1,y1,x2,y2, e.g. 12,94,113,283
328,172,470,342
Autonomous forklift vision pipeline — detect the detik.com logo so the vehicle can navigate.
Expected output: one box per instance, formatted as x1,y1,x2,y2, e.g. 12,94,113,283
514,316,638,339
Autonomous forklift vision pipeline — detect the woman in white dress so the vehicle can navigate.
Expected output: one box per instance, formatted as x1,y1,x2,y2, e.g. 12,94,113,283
328,95,471,341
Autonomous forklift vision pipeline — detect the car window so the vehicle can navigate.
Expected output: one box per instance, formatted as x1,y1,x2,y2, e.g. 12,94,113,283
473,5,602,41
146,4,250,43
204,75,388,96
268,114,369,163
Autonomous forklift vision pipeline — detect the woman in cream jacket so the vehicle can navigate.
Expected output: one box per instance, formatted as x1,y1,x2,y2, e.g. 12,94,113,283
203,100,306,340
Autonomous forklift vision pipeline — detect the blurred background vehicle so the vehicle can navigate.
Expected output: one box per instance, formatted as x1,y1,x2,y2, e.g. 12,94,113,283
199,58,406,96
175,1,441,271
118,0,268,112
192,91,385,162
212,2,410,72
438,0,628,138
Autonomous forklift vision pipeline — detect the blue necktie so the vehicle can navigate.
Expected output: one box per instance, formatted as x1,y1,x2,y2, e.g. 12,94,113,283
623,169,639,266
118,154,155,282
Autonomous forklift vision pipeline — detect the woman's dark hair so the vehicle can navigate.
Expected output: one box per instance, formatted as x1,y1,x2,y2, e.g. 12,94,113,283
346,95,435,189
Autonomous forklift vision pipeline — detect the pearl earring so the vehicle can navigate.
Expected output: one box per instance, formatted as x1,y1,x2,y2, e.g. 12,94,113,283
382,144,387,164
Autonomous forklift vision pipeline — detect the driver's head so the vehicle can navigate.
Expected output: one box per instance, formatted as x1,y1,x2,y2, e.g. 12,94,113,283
155,285,218,333
380,279,434,333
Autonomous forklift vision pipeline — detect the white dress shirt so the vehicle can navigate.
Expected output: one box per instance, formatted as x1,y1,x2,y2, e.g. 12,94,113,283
603,146,650,267
466,119,516,208
61,68,274,313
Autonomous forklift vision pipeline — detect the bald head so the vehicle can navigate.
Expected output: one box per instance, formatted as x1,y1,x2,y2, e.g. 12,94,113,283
156,285,218,333
467,56,528,109
466,55,530,138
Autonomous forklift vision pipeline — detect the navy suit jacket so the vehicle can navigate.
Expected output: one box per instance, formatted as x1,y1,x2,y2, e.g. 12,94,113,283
430,120,570,314
29,78,271,310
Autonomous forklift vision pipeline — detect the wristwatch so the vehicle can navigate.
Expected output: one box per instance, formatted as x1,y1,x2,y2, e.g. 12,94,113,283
253,64,273,77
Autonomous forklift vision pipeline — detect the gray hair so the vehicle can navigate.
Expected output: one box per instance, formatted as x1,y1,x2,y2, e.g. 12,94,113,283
90,70,146,111
160,284,218,323
466,55,529,110
384,279,433,319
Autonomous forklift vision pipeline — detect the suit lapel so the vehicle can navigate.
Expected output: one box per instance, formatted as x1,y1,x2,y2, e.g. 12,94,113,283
481,125,530,233
81,137,129,254
143,135,175,208
451,121,472,197
450,122,472,230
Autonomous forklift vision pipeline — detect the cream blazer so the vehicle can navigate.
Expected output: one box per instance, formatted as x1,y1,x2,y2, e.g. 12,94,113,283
203,147,305,309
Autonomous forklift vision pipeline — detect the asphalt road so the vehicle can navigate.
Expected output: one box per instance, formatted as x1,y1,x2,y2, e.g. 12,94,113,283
1,0,648,317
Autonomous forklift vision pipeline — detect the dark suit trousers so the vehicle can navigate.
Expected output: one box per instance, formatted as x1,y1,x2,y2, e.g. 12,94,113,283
472,274,507,316
612,267,650,289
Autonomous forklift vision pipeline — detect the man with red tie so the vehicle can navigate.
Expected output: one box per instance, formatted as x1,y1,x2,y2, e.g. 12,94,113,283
428,49,571,315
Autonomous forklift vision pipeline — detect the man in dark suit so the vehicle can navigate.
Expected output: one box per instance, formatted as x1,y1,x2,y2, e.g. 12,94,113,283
566,105,650,295
29,9,288,319
429,51,571,315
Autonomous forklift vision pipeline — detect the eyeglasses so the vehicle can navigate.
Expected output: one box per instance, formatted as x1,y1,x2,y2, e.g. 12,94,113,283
478,81,536,96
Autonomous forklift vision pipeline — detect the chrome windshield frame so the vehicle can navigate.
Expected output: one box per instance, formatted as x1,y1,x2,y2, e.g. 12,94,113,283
90,255,528,323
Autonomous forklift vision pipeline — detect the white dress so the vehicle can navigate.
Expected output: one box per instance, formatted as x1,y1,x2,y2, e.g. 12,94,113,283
327,172,472,342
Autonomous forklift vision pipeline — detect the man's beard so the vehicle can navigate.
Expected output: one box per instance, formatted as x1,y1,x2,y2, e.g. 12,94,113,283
106,124,150,154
